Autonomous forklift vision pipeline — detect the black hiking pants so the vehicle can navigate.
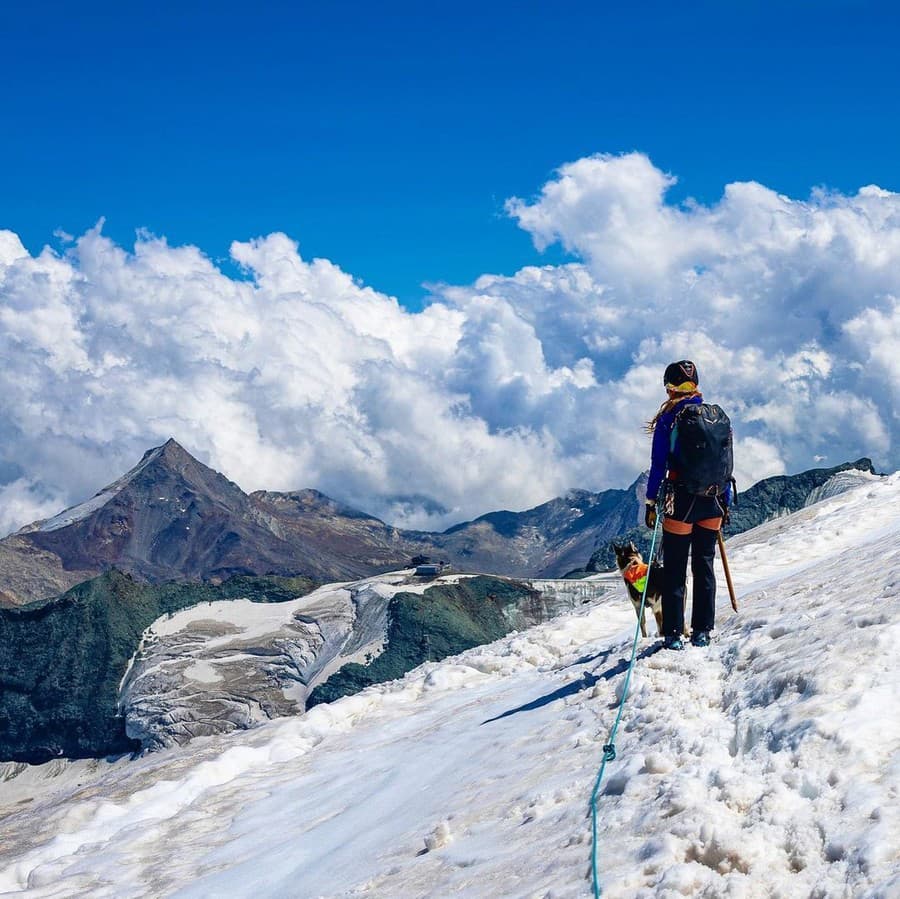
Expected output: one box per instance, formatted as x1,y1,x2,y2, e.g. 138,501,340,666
661,488,721,637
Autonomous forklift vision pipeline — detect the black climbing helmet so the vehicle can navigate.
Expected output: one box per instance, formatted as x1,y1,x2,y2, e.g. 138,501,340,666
663,360,699,390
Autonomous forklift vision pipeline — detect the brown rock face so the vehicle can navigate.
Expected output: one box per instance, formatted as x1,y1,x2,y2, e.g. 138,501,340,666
0,441,361,604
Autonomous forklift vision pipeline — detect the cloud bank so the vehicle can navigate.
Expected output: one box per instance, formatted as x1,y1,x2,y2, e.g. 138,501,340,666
1,152,897,533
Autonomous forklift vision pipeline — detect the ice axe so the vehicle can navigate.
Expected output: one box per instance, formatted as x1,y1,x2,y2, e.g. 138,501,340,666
716,530,738,613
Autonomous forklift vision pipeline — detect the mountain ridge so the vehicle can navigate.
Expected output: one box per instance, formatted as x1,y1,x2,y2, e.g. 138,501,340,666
0,439,642,604
0,440,882,605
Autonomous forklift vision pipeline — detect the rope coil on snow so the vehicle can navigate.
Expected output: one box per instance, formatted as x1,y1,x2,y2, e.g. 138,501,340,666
589,511,663,898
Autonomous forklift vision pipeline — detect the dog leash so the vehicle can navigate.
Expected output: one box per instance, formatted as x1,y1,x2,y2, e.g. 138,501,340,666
589,510,663,898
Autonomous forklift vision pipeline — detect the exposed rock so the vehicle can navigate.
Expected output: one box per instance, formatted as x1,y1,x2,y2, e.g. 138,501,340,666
249,489,434,577
0,572,316,764
22,439,320,587
428,483,643,578
0,534,95,607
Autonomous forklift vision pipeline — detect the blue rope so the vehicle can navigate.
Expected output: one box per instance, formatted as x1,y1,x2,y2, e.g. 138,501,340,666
590,511,663,898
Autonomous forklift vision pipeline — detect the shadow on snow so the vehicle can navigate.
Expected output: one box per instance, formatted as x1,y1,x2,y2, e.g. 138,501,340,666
480,642,662,725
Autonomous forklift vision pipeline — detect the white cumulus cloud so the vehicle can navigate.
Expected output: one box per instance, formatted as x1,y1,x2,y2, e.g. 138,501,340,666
0,152,897,535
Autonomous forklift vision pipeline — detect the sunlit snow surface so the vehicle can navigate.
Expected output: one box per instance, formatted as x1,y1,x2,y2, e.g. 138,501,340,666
1,475,899,897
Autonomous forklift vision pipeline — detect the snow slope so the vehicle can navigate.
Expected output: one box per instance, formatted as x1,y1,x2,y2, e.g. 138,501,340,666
1,475,898,898
35,445,168,533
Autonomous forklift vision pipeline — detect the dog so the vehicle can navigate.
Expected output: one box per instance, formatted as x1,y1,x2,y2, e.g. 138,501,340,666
612,541,666,638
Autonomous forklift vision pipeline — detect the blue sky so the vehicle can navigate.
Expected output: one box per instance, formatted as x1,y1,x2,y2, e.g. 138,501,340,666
4,0,899,308
2,1,900,532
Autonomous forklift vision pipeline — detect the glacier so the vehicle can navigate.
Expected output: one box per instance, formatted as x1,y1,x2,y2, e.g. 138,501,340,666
0,473,898,897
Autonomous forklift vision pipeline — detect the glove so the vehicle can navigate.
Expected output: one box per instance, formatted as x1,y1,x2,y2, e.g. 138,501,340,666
720,501,731,526
644,500,657,529
718,492,731,526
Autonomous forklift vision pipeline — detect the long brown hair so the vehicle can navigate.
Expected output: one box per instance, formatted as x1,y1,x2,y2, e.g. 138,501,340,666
646,388,702,434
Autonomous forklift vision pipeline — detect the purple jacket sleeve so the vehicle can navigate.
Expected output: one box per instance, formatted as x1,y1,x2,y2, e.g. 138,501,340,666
645,416,671,502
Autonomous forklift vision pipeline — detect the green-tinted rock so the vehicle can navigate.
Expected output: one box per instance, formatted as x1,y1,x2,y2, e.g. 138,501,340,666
0,570,316,764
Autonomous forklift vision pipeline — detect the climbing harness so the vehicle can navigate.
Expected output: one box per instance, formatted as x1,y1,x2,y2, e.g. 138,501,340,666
589,510,663,898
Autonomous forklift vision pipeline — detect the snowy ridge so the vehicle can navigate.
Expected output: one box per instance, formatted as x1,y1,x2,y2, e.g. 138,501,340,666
0,476,898,897
36,446,166,533
804,467,881,507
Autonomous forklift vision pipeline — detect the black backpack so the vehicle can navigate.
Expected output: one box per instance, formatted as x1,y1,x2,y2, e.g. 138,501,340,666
670,403,734,496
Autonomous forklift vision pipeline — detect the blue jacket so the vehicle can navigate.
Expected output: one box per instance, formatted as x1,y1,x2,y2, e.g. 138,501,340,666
646,395,702,502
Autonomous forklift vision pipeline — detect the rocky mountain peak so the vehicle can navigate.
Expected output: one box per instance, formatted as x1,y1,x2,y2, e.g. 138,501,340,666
35,440,223,536
133,438,236,490
251,488,382,522
154,437,195,466
10,440,293,591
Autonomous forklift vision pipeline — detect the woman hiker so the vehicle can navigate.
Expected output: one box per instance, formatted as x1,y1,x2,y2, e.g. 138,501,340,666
644,360,731,650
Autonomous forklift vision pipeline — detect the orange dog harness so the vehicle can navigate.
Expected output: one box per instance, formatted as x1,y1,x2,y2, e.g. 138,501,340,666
623,561,649,594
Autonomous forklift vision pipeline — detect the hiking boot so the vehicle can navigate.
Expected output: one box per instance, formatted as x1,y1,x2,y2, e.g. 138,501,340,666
663,634,684,651
691,631,711,647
